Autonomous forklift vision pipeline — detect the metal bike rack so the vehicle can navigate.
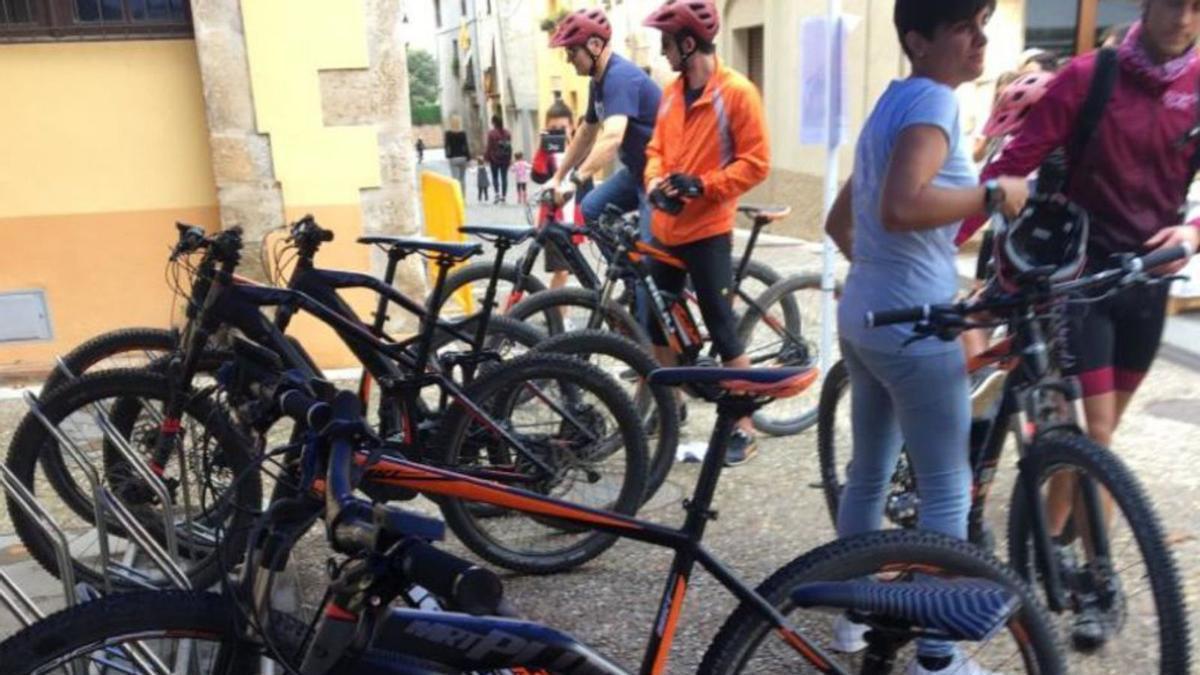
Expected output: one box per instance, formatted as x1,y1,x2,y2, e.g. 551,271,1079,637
23,392,192,590
0,386,194,673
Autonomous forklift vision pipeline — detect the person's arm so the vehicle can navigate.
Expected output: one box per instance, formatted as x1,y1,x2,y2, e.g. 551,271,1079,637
575,115,628,180
552,121,600,182
824,180,853,260
695,84,770,201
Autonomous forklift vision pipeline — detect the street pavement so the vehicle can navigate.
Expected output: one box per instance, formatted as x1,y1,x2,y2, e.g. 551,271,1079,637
0,150,1197,671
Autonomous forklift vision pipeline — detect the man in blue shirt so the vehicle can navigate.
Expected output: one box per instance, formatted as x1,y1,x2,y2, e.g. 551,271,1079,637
547,7,662,238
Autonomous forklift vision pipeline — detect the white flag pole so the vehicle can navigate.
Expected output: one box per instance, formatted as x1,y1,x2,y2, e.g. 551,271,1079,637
820,0,842,377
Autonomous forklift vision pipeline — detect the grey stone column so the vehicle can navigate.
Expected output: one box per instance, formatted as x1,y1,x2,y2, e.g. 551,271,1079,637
190,0,285,282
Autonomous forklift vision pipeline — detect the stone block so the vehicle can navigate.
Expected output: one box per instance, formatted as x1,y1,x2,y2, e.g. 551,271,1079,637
209,132,275,185
193,27,256,132
319,68,374,126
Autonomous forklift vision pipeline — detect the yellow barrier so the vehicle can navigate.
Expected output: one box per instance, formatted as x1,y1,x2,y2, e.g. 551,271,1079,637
421,170,474,315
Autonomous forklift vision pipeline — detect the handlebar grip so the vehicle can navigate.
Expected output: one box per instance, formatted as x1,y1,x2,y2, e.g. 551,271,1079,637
865,305,932,328
1132,244,1193,273
398,540,503,616
276,388,331,429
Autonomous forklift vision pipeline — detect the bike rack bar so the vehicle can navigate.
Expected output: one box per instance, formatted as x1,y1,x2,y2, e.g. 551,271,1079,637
88,404,181,563
0,466,78,609
24,392,114,595
23,393,191,591
53,358,197,565
0,568,42,627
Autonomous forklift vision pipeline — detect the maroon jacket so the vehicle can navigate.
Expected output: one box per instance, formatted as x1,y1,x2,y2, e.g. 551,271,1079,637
962,40,1200,254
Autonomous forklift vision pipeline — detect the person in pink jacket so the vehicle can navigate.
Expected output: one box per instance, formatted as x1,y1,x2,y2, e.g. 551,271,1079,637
963,1,1200,650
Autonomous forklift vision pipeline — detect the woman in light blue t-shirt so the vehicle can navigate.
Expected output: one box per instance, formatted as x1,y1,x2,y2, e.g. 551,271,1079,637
823,1,1029,673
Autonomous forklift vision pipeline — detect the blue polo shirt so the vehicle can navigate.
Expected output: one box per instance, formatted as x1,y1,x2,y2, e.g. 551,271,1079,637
586,53,662,181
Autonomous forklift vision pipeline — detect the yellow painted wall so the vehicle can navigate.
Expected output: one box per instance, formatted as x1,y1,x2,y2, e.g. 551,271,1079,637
0,40,219,374
241,0,385,369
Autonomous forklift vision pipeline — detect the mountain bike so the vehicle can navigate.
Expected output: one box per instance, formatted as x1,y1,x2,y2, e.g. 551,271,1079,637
430,189,799,331
816,245,1193,674
507,207,825,435
6,225,647,589
0,366,1063,674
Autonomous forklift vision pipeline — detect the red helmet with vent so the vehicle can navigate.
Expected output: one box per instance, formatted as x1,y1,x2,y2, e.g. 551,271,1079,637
643,0,720,42
549,8,612,48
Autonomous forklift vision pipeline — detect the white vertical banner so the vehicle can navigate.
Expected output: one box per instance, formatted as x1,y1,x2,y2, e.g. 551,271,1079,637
798,15,857,147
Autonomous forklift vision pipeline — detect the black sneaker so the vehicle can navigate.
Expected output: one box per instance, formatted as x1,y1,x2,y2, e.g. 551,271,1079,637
724,430,758,467
1070,560,1124,653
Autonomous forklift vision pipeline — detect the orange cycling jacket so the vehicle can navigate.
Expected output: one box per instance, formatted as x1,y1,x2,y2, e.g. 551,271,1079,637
644,61,770,247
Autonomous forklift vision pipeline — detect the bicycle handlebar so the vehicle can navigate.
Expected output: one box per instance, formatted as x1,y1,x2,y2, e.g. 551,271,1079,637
267,383,507,614
866,244,1195,330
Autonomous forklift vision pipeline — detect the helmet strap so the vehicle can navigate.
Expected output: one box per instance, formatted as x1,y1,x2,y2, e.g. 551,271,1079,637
586,39,607,78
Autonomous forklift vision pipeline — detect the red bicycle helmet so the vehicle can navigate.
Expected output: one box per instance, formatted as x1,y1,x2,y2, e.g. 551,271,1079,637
993,194,1089,292
549,8,612,48
983,72,1055,138
643,0,720,42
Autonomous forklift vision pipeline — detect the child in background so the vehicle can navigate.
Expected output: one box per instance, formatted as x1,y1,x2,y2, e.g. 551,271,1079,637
512,152,531,205
531,97,582,293
475,157,490,203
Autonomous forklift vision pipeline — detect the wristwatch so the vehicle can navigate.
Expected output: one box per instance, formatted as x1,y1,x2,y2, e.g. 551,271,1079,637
984,179,1005,214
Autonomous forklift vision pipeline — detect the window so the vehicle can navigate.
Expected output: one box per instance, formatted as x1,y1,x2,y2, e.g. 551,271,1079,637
1025,0,1079,54
1025,0,1141,57
434,0,442,28
0,0,191,42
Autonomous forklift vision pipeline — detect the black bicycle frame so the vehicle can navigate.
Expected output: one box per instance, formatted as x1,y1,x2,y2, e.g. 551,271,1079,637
271,397,847,675
962,304,1106,615
158,247,567,479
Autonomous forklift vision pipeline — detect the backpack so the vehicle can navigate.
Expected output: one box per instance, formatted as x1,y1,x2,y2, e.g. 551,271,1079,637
494,131,514,164
1068,47,1200,192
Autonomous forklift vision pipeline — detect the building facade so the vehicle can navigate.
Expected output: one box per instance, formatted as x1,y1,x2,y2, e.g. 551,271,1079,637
0,0,424,377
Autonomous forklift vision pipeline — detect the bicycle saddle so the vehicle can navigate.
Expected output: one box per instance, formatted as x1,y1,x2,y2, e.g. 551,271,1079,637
459,224,535,245
790,579,1019,642
647,367,817,400
357,236,482,261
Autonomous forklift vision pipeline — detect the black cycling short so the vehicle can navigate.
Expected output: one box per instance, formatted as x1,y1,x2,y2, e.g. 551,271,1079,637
1062,270,1169,397
543,240,572,273
645,233,745,362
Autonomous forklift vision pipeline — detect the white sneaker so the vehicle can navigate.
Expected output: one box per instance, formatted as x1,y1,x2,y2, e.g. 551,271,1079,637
906,650,1002,675
830,614,869,653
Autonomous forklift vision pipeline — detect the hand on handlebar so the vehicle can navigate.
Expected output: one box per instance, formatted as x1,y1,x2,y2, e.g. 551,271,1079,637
1142,225,1199,276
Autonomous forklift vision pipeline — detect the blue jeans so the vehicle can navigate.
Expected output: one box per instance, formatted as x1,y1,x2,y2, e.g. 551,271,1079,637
580,167,652,319
836,338,971,658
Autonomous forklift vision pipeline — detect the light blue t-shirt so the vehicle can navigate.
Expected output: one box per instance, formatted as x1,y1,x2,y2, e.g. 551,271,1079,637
838,78,978,355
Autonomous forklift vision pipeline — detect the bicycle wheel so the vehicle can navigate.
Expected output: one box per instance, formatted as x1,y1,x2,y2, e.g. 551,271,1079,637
701,529,1063,674
735,272,831,436
534,329,679,500
434,352,648,574
430,259,547,319
816,359,919,531
5,369,262,590
0,591,264,675
41,326,178,393
507,286,650,344
1006,431,1190,674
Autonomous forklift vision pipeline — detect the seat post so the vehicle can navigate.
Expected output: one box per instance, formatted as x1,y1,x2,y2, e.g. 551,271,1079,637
415,256,455,371
733,217,767,285
682,397,761,538
370,249,403,335
474,239,511,347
